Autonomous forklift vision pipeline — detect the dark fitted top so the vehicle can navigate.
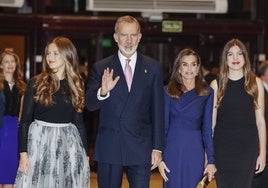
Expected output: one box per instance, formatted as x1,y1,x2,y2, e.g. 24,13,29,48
3,80,21,116
18,78,88,154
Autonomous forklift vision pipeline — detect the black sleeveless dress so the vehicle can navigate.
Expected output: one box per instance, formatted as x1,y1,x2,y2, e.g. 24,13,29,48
214,77,259,188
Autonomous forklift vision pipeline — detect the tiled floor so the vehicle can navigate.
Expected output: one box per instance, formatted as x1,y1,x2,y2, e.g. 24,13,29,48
90,172,163,188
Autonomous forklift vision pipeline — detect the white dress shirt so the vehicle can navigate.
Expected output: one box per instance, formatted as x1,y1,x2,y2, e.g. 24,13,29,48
97,51,137,100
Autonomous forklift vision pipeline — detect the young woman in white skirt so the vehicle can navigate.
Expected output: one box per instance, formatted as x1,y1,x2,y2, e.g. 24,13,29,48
14,36,90,188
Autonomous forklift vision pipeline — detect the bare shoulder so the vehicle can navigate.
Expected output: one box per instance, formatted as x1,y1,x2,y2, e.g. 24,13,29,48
256,77,264,89
256,76,262,84
210,79,218,91
255,77,265,101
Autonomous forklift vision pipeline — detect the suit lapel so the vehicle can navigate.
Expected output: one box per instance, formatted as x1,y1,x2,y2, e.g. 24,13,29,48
129,54,147,96
111,55,130,98
111,54,148,102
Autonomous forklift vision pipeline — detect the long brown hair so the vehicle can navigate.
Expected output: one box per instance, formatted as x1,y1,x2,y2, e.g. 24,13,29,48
217,38,258,108
33,36,85,112
0,49,26,94
0,74,4,91
167,48,208,98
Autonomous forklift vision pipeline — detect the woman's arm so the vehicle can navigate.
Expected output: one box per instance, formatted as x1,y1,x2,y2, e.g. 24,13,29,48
202,88,217,180
73,111,89,156
210,79,218,132
19,78,35,153
255,77,267,173
18,95,24,122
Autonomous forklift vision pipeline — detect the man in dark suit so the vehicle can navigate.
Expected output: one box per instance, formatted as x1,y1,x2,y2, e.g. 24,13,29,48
252,61,268,188
86,15,164,188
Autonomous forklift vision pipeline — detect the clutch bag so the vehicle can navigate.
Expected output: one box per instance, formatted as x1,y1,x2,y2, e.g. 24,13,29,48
196,174,217,188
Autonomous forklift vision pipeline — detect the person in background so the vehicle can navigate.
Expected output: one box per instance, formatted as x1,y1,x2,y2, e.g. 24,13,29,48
0,49,26,188
252,60,268,188
201,60,218,85
211,38,266,188
14,36,90,188
86,15,164,188
158,48,216,187
79,57,89,81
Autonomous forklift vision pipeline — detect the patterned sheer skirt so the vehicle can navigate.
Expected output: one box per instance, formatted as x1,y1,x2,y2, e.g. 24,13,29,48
15,120,90,188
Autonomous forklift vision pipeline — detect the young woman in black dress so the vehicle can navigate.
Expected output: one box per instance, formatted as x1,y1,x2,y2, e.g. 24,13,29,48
211,39,266,188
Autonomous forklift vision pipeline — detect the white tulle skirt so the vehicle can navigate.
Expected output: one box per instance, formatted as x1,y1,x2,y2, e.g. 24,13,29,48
15,120,90,188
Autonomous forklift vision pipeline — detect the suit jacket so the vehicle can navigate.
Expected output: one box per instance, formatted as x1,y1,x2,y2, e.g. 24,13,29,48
86,53,164,166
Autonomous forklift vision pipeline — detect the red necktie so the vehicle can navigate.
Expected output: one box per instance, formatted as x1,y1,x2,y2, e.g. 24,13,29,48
124,59,132,91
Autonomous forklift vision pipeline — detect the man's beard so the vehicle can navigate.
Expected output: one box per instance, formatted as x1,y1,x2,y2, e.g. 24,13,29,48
118,43,138,55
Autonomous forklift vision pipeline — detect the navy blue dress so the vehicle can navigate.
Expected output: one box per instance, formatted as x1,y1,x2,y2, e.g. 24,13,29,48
0,81,21,184
0,91,4,127
163,87,215,188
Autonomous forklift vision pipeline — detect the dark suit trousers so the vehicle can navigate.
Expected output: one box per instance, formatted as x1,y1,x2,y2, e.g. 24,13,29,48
97,162,151,188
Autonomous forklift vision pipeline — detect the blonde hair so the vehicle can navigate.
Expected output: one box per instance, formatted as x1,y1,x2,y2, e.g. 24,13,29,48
33,36,85,112
0,49,26,94
0,74,3,90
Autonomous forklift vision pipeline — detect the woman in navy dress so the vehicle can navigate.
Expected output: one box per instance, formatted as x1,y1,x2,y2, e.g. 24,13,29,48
0,49,26,188
158,48,217,188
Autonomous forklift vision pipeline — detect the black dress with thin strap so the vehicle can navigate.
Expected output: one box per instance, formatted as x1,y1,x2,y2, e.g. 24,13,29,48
214,77,258,188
